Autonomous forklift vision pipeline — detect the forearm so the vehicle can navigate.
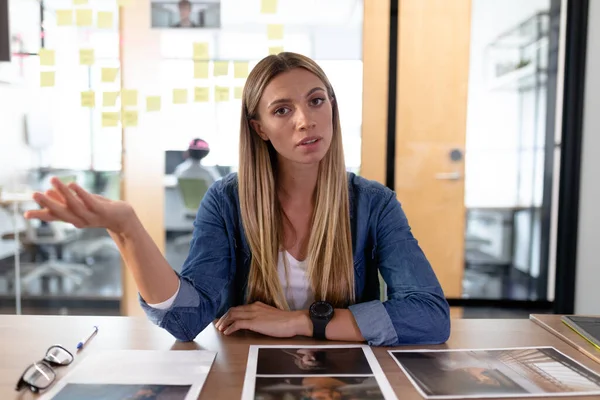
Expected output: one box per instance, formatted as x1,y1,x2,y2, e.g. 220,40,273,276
108,214,179,304
295,309,365,342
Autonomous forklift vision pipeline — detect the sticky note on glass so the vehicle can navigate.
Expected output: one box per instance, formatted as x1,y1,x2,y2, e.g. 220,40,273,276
267,24,284,40
76,9,93,26
269,46,284,55
102,112,120,127
122,110,138,127
117,0,132,6
193,42,209,60
79,49,94,65
81,91,95,107
233,62,249,79
56,10,73,26
40,71,55,87
101,68,119,83
146,96,161,112
194,61,209,79
213,61,229,77
121,89,138,107
73,0,88,4
173,89,188,104
194,87,209,103
39,49,55,66
215,86,229,102
234,87,243,100
97,11,113,29
103,91,119,107
261,0,278,14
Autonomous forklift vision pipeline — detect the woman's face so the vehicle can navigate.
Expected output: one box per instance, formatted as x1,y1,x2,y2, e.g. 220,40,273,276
250,68,334,167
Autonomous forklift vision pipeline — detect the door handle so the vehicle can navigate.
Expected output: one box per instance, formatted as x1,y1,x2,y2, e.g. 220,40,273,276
435,172,462,180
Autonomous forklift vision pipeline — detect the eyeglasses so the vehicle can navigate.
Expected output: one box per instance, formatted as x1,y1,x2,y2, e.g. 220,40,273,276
15,345,74,393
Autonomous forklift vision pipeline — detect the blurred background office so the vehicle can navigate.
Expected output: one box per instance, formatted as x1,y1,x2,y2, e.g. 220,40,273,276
0,0,597,318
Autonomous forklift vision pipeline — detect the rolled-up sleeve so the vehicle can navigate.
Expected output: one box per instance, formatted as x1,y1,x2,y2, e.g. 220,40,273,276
138,181,233,342
350,191,450,346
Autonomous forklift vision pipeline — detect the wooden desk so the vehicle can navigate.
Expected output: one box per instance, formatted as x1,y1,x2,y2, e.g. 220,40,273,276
2,315,600,400
531,314,600,365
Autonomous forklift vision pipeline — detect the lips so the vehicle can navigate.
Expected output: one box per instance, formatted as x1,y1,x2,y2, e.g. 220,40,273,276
297,136,322,146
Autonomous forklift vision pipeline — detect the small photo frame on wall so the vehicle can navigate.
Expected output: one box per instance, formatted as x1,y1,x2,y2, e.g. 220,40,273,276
151,0,221,29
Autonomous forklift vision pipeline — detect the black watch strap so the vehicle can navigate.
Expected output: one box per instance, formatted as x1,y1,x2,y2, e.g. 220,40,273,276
312,319,327,340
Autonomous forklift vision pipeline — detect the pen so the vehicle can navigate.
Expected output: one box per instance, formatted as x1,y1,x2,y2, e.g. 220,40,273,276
76,325,99,350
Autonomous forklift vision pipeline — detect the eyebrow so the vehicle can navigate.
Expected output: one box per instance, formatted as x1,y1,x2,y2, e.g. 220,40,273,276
267,87,326,109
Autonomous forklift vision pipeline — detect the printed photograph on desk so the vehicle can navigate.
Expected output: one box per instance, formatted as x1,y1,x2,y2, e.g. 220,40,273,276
242,345,397,400
151,0,220,28
38,350,217,400
389,346,600,399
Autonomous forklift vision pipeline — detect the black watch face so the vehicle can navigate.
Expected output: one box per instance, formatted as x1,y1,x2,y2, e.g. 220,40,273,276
311,301,333,318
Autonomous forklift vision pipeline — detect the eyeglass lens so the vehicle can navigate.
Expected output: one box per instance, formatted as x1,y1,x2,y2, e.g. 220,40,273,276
21,362,55,390
44,346,74,366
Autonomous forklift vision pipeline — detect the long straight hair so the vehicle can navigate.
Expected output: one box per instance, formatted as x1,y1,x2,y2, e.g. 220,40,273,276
238,52,354,310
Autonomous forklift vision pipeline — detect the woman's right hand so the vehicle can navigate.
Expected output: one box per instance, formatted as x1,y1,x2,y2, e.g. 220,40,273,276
24,177,136,235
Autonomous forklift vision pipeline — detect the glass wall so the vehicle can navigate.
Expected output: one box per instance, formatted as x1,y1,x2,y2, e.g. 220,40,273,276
462,0,562,302
0,0,122,315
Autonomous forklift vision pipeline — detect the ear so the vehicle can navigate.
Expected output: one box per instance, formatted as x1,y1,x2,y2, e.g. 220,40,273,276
250,119,269,141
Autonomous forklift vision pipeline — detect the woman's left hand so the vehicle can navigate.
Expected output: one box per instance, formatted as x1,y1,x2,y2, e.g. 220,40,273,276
215,301,311,338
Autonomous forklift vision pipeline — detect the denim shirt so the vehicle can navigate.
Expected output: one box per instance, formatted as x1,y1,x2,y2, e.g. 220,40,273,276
140,172,450,346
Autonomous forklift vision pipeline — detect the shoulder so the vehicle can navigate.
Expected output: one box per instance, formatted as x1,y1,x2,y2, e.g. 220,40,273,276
205,172,239,201
347,172,395,205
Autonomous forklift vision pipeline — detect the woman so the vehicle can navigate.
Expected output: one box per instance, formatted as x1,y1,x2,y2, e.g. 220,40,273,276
24,52,450,346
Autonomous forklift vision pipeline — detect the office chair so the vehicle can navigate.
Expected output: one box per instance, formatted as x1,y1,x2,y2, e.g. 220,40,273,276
173,177,209,248
17,175,92,291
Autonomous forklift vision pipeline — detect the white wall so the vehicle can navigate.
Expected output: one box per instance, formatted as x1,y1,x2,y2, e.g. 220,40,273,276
575,0,600,314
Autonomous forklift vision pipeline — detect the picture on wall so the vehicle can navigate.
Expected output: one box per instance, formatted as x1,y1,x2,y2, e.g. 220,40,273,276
151,0,220,29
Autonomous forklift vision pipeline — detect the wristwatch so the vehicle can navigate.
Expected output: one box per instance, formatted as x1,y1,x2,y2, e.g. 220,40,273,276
309,301,334,340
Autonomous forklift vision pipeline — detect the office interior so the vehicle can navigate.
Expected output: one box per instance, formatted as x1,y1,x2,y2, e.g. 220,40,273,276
0,0,597,319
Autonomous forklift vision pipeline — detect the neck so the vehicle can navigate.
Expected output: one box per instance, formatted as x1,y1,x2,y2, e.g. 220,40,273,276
277,159,319,205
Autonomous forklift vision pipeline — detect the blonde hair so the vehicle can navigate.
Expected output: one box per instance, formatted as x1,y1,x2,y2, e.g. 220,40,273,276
238,52,354,310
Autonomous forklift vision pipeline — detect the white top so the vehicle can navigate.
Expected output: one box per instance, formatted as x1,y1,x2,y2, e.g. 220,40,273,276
148,251,313,310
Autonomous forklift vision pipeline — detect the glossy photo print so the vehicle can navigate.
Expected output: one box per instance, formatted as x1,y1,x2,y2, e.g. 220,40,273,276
256,347,373,376
151,0,220,29
242,345,398,400
255,376,385,400
50,383,191,400
390,347,600,399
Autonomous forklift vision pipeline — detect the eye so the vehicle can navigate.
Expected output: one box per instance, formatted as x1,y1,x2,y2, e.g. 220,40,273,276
274,107,290,116
310,97,325,106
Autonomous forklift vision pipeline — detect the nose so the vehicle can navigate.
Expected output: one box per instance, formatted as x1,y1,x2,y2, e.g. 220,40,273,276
296,106,316,131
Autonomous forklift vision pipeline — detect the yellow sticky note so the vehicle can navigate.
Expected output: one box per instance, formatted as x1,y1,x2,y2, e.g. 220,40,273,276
40,71,55,87
234,87,243,100
213,61,229,77
233,62,249,79
269,46,284,55
117,0,132,6
79,49,94,65
173,89,188,104
103,91,119,107
267,24,284,40
193,42,209,60
121,89,138,107
73,0,88,4
97,11,113,29
56,10,73,26
146,96,161,112
194,87,210,103
102,112,120,127
261,0,278,14
39,49,55,66
101,67,119,83
215,86,230,102
76,9,93,26
194,61,209,79
122,110,138,127
81,91,95,107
